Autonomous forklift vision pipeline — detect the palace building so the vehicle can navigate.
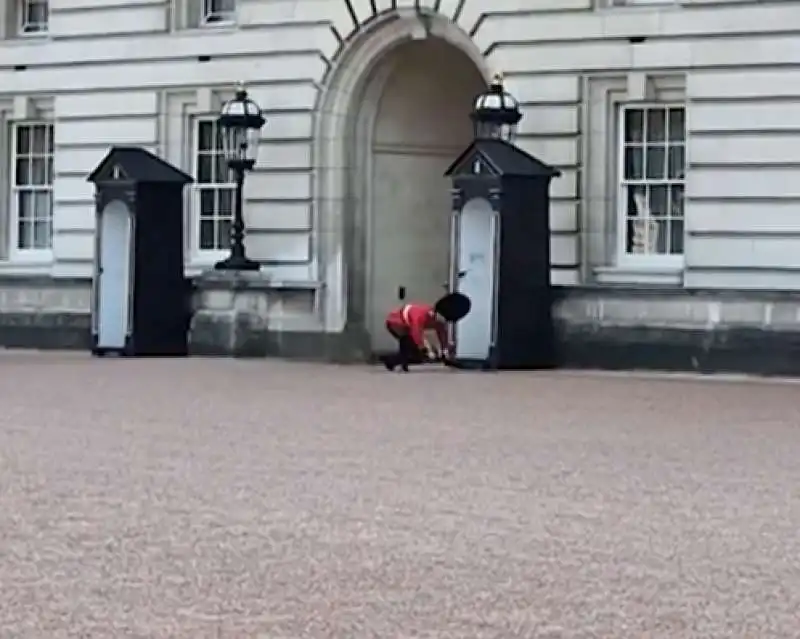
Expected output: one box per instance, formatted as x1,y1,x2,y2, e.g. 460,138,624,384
0,0,798,372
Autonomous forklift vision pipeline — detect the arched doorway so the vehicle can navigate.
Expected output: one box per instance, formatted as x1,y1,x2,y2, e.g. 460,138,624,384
356,37,485,352
313,15,487,357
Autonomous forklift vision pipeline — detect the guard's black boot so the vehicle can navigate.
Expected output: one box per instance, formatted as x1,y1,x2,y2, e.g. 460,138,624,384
380,354,397,371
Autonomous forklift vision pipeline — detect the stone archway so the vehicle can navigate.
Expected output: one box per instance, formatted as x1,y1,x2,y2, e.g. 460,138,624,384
314,13,487,355
361,38,485,351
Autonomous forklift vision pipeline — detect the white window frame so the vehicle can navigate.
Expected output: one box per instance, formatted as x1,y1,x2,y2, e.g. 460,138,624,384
18,0,49,36
9,121,54,262
191,117,235,263
616,103,686,269
201,0,235,26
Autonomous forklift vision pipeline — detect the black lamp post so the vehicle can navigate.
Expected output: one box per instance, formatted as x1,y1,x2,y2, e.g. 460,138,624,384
471,72,522,143
214,84,266,271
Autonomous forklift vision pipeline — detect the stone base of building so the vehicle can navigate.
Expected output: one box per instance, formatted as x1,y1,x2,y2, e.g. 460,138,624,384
558,324,800,376
554,287,800,377
0,276,92,350
0,310,91,350
2,273,800,376
188,270,368,362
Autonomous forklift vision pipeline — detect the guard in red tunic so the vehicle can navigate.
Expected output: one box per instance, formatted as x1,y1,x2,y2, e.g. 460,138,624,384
380,293,471,372
383,302,449,372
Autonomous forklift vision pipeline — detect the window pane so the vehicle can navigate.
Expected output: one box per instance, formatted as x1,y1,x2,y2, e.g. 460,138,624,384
218,219,232,249
624,109,644,143
34,191,51,219
646,109,666,142
214,154,229,183
33,220,51,249
31,158,47,185
15,159,31,186
17,191,34,219
624,147,643,180
32,1,49,24
199,189,216,217
16,126,30,154
670,185,685,217
219,187,234,217
627,186,646,216
205,0,234,19
46,157,54,184
668,145,685,179
198,122,214,152
199,219,215,249
650,185,668,216
626,186,647,258
629,219,655,255
668,108,685,142
645,145,665,179
17,219,32,249
215,126,227,153
653,220,668,254
670,219,684,254
31,126,47,153
628,218,665,256
197,155,213,183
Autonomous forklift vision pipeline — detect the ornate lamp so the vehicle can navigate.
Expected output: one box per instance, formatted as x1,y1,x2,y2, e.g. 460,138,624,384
214,84,266,271
470,72,522,143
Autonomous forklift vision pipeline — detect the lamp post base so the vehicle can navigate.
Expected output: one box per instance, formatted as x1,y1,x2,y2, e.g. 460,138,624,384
214,255,261,271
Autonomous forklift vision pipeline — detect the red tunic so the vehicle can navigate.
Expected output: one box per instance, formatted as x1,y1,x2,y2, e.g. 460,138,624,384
386,303,448,349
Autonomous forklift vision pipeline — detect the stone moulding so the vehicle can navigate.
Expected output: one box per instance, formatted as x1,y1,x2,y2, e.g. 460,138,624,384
311,9,489,336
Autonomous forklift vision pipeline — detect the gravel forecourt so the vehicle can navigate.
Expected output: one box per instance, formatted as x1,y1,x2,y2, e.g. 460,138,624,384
0,352,798,638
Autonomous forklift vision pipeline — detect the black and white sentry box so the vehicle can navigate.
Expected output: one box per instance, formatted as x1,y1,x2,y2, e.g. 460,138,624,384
87,147,193,357
445,138,560,370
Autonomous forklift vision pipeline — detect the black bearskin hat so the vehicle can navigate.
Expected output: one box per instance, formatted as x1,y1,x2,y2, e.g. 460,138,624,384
434,292,471,322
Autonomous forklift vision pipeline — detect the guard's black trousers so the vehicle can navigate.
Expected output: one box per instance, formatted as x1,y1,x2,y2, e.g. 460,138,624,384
382,322,424,371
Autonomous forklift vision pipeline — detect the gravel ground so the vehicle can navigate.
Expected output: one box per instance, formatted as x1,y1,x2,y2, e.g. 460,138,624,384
0,352,798,638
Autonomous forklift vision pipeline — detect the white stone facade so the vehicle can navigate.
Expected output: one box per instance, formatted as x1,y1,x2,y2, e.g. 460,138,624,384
0,0,799,354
